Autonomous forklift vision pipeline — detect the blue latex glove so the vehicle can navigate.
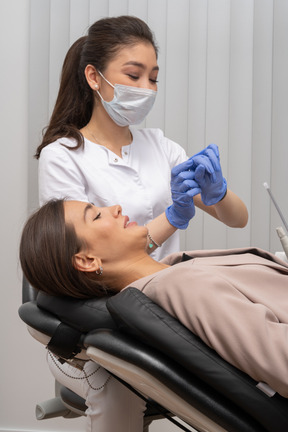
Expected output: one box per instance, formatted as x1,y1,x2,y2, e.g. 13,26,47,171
165,159,201,229
191,144,227,206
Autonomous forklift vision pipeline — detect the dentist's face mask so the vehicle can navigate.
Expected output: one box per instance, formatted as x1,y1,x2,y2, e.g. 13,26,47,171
96,71,157,127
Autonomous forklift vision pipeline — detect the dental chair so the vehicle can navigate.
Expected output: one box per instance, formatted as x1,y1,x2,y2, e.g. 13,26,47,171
19,277,288,432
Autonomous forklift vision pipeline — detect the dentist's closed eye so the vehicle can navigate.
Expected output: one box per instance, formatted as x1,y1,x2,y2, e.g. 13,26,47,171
127,74,139,80
126,74,158,84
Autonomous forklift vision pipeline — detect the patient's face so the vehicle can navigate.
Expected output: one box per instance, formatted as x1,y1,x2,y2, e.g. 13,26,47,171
63,200,147,261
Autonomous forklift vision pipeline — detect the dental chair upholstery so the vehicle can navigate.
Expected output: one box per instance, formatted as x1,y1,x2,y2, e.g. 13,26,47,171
19,278,288,432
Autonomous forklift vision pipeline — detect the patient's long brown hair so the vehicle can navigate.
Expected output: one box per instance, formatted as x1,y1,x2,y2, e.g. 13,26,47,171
20,200,109,299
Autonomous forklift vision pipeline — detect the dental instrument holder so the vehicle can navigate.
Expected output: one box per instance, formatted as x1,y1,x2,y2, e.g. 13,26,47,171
276,227,288,260
263,182,288,260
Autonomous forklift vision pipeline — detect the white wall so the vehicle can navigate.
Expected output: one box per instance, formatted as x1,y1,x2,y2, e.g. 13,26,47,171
1,1,288,431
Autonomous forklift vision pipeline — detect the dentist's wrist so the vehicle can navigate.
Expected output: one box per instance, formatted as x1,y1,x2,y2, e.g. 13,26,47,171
202,178,227,206
215,178,227,203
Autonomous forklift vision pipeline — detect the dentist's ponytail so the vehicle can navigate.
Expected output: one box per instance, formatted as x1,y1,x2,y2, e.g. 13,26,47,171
35,37,92,158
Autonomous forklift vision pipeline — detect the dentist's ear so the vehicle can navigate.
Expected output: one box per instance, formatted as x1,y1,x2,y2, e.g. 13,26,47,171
73,252,102,273
84,64,101,91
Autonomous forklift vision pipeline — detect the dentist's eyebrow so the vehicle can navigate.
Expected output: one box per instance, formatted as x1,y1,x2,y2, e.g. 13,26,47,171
123,61,159,72
83,203,93,222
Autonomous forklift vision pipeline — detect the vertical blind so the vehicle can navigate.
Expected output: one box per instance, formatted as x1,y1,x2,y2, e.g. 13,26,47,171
28,0,288,253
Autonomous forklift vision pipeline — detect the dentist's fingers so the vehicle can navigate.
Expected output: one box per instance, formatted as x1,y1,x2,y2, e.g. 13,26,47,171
171,158,195,177
194,165,206,183
172,178,199,193
192,155,216,182
205,143,219,158
203,148,220,172
186,185,201,198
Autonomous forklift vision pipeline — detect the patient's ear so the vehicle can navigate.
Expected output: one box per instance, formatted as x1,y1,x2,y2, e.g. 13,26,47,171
73,253,101,273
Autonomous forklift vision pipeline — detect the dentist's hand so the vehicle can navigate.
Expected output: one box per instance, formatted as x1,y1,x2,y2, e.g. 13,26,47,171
191,144,227,206
165,159,201,229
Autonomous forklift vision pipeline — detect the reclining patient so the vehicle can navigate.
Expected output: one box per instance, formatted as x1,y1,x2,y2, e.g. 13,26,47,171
20,198,288,398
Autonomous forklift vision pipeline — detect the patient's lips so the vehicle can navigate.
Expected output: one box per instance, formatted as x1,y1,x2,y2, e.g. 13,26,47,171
124,216,137,228
126,222,138,228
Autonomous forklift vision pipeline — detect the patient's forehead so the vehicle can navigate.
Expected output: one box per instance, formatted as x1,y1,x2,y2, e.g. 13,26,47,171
63,200,88,223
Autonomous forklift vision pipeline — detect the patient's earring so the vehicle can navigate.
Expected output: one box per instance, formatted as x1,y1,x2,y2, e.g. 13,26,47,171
95,266,103,276
95,84,99,90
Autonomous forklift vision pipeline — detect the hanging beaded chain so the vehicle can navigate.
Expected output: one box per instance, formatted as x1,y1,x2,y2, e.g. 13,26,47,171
145,226,162,249
48,350,111,391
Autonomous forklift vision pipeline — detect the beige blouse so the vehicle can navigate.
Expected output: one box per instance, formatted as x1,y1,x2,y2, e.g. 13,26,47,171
129,248,288,397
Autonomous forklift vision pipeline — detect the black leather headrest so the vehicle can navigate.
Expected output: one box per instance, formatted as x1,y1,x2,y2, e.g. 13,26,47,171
22,277,38,303
37,291,117,332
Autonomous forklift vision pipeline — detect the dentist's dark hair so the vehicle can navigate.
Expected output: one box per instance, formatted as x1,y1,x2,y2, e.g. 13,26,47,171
19,199,109,299
35,16,158,158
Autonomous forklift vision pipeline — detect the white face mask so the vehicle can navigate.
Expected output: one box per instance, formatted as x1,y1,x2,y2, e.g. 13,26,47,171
96,71,157,127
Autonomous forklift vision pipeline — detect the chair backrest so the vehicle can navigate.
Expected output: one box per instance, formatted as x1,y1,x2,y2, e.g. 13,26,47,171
106,288,288,432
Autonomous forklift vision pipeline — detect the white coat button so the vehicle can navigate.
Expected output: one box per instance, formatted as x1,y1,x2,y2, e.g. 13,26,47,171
114,158,118,163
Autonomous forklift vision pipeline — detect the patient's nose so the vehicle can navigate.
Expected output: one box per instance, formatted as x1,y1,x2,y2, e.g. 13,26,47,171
111,205,122,217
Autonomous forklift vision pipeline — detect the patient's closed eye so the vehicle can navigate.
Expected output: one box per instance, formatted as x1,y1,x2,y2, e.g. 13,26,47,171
93,212,101,221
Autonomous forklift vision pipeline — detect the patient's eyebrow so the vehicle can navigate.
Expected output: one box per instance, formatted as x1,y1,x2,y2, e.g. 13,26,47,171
83,203,93,222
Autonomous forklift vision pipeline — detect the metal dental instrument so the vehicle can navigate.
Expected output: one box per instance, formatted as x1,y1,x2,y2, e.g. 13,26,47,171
263,182,288,233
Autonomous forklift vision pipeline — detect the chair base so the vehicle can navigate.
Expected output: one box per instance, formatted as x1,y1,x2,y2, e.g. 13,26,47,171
87,345,228,432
